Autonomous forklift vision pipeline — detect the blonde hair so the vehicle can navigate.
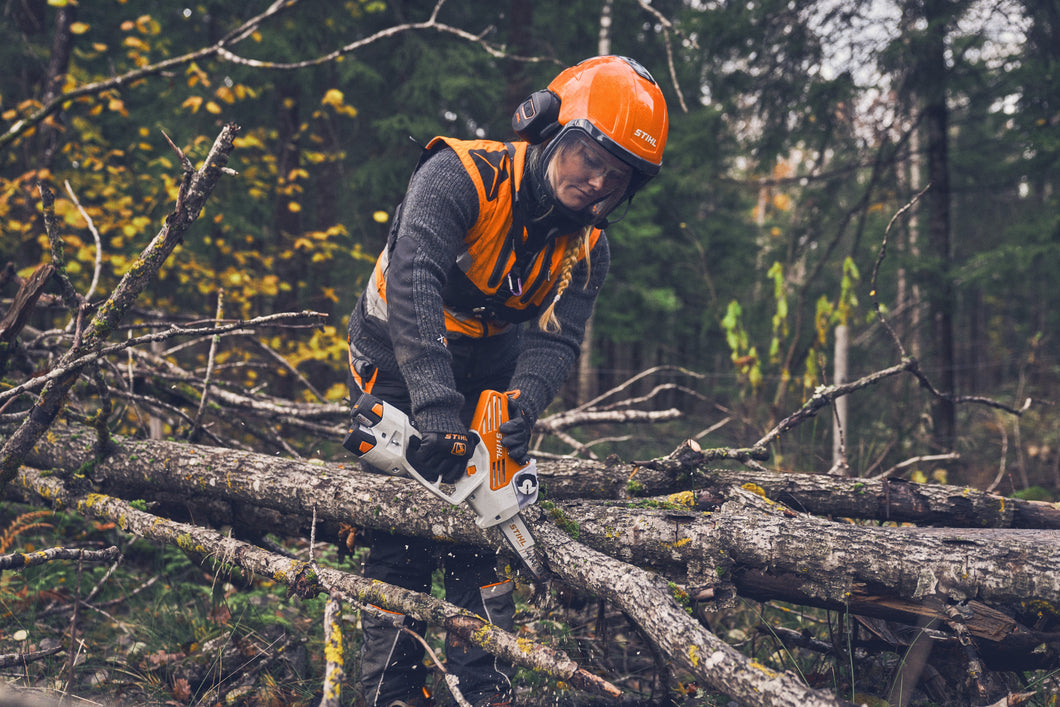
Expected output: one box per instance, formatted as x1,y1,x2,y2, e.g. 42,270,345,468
537,225,593,333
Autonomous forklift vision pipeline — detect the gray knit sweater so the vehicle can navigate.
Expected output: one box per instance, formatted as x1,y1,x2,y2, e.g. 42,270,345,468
347,143,610,435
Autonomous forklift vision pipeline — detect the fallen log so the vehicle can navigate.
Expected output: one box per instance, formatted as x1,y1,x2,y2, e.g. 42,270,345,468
13,423,1058,663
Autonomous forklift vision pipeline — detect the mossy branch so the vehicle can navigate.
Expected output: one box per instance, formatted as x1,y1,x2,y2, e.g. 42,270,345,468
0,123,239,491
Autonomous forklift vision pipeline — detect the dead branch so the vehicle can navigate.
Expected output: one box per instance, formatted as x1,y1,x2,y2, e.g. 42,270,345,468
0,263,54,376
0,123,240,490
13,469,623,700
0,0,557,152
0,545,119,570
0,646,64,670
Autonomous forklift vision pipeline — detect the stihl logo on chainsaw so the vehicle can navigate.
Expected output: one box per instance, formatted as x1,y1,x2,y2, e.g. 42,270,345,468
506,520,530,549
448,436,467,456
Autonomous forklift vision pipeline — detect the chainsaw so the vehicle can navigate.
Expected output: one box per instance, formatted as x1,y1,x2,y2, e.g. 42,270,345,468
343,389,546,579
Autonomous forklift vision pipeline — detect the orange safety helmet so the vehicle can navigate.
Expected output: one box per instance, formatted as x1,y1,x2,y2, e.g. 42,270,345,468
512,55,669,220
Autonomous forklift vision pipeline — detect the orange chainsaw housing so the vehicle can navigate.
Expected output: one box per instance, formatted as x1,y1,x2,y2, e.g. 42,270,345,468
468,390,521,491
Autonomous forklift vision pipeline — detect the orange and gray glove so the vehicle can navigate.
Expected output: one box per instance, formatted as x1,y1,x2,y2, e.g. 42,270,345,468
408,430,476,484
498,391,533,465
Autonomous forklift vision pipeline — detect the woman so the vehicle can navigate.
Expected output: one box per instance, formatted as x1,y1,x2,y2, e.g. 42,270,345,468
346,55,668,707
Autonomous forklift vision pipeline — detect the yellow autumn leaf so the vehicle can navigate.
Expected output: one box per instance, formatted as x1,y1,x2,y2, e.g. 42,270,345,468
324,382,347,402
372,211,389,223
182,96,202,113
233,135,264,149
205,101,222,114
260,275,279,296
287,201,301,213
135,15,156,34
321,89,344,107
70,22,90,34
215,86,235,104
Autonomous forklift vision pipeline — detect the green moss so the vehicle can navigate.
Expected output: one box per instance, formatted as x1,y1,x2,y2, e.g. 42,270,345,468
541,500,579,539
668,581,692,614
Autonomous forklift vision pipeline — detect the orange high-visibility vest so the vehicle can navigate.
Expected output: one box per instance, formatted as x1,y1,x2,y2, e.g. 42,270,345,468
365,137,601,338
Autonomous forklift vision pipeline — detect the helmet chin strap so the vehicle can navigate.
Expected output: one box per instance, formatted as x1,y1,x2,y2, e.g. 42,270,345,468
594,197,633,229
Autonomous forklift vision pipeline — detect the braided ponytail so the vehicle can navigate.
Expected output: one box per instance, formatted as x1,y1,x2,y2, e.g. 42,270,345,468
538,226,593,333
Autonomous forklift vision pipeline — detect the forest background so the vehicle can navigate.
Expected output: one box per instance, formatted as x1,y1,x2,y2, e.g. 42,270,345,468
1,0,1059,705
3,0,1058,486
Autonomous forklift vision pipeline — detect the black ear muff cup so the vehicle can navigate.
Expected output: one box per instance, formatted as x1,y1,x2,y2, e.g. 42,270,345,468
512,89,561,144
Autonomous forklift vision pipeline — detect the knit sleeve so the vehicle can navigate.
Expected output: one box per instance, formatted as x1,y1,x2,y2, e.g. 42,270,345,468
386,147,479,434
507,233,610,424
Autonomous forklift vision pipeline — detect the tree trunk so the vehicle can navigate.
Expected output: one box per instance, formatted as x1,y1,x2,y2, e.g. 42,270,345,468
12,438,866,706
13,425,1059,658
831,323,849,473
12,425,1059,702
919,0,957,454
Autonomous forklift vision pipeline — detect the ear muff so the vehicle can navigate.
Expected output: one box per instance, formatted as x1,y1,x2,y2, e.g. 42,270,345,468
512,89,561,144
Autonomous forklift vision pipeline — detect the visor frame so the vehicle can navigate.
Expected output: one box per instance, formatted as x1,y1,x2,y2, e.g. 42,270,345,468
538,120,659,225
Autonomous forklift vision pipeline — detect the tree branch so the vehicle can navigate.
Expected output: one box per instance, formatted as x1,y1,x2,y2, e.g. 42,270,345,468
0,123,240,490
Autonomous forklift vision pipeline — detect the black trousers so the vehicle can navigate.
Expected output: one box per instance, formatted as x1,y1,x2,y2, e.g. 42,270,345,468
348,333,520,706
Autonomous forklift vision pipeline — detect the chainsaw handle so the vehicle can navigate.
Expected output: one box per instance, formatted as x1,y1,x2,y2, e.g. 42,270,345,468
404,438,490,506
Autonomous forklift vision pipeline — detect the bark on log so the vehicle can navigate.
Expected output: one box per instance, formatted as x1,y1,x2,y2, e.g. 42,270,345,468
564,491,1060,608
13,463,852,706
541,454,1060,530
15,423,1058,645
12,467,622,700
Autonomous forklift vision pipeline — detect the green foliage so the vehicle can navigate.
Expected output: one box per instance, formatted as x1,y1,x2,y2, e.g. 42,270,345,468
721,299,762,392
0,503,333,705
